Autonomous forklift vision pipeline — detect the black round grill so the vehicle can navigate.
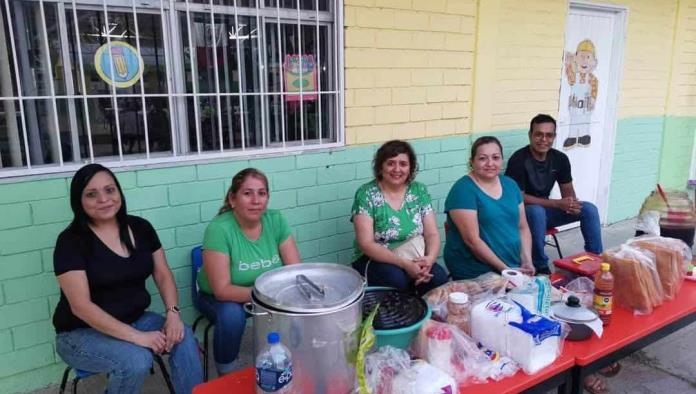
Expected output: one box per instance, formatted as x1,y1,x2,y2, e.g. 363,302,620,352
361,289,427,330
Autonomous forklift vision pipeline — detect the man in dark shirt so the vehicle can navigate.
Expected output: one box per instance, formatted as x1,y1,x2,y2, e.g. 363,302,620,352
505,114,603,274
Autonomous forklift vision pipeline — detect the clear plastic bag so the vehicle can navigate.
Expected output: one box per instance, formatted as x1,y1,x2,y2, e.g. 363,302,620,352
470,297,566,375
626,235,692,300
603,245,664,315
563,276,595,307
410,319,518,386
424,272,508,323
638,188,696,229
363,346,411,394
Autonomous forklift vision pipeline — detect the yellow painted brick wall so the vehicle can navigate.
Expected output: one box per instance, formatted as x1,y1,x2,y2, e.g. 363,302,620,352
608,0,678,118
472,0,567,132
666,0,696,116
344,0,476,144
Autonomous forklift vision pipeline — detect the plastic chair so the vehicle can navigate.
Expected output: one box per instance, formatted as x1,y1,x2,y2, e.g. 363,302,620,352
58,354,173,394
191,245,214,381
545,227,563,258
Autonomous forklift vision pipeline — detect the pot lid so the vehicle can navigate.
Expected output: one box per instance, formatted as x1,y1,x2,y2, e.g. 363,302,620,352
252,263,365,313
551,295,599,323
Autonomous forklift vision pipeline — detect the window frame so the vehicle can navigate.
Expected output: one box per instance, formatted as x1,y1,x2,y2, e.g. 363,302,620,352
0,0,344,178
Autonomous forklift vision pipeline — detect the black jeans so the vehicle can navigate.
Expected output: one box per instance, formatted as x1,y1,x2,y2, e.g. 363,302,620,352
351,255,449,295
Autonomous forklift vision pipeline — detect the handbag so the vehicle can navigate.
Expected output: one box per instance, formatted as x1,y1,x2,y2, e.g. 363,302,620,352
393,235,425,261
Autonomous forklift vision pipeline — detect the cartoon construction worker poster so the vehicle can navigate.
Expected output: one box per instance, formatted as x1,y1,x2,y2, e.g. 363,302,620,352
563,39,598,149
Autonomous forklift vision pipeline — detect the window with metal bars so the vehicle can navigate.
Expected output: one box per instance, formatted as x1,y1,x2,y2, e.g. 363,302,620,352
0,0,343,177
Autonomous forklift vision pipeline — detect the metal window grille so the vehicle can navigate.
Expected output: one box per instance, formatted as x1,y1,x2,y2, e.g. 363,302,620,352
0,0,343,177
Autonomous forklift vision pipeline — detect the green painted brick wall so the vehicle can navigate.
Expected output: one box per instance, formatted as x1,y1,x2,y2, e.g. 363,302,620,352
607,117,665,223
0,135,473,392
0,117,690,392
658,116,696,190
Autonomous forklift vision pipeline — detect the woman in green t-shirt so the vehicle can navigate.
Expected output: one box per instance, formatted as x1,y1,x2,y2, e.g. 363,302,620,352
196,168,301,374
351,140,448,295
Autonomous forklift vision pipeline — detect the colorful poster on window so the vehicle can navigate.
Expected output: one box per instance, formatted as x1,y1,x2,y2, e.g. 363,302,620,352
94,41,144,88
284,54,318,102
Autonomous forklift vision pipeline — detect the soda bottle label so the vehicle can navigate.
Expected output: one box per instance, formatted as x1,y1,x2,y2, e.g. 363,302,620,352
593,291,612,316
256,363,293,392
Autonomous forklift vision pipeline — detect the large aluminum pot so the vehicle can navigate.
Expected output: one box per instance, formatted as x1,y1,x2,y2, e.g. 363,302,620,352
245,263,365,394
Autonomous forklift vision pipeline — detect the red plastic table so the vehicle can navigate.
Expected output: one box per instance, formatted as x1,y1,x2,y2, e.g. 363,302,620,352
564,280,696,393
193,282,696,394
461,351,575,393
192,367,254,394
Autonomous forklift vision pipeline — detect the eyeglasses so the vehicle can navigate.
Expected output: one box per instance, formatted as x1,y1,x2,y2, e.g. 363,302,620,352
532,132,556,140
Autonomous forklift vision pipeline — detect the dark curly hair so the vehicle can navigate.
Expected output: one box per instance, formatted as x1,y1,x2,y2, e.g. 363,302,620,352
373,140,418,184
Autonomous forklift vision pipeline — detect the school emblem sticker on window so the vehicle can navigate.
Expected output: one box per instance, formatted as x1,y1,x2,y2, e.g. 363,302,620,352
94,41,144,88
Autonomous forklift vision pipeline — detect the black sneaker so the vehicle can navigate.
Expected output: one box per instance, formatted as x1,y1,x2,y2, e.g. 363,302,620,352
563,137,577,149
578,135,591,146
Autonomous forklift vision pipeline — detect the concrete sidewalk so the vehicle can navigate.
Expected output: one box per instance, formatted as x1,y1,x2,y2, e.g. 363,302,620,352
29,218,696,393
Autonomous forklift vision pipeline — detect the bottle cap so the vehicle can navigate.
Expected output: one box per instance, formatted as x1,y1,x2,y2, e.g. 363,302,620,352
267,332,280,344
448,292,469,304
600,263,610,272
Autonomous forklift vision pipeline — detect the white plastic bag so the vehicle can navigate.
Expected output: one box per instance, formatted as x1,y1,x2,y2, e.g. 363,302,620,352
391,360,458,394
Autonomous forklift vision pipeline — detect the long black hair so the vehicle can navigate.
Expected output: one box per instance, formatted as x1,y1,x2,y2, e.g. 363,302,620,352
67,163,134,253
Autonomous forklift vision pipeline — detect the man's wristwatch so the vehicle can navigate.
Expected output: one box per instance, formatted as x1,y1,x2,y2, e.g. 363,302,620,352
166,305,180,314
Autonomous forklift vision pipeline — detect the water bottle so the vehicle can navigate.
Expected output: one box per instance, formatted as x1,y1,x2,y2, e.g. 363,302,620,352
256,332,293,393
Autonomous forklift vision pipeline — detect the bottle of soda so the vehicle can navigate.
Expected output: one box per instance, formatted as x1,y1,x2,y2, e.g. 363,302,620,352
256,332,293,394
593,263,614,326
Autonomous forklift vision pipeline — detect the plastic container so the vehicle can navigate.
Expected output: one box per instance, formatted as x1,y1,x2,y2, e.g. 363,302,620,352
363,287,432,350
256,332,293,394
374,305,432,349
593,263,614,326
446,292,471,335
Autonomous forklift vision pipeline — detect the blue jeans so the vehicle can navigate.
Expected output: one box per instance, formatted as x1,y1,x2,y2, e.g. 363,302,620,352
55,312,203,394
525,202,603,270
352,255,449,295
196,293,247,374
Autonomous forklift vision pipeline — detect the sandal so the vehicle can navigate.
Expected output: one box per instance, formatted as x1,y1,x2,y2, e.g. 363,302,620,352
583,374,608,394
598,361,621,378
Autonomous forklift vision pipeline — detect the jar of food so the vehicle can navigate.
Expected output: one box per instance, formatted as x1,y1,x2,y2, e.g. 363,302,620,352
446,292,471,334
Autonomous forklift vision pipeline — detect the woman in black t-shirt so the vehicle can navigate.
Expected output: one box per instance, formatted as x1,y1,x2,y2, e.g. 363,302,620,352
52,164,202,393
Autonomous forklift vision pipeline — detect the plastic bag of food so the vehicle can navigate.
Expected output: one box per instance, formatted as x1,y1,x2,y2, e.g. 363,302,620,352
424,272,508,322
603,245,664,315
563,276,595,307
627,235,691,299
411,320,518,386
391,360,458,394
363,346,411,394
470,298,565,375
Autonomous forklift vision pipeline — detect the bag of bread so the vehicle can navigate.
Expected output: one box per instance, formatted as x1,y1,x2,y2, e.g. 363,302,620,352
424,272,507,322
627,236,692,299
603,245,664,315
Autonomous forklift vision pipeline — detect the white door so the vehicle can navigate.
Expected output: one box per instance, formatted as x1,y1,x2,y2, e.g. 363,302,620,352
555,3,626,224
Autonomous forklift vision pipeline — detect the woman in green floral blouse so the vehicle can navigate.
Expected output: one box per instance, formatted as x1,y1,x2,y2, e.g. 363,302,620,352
351,140,448,295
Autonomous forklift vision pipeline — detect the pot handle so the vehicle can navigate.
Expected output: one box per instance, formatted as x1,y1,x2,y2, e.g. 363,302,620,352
243,302,270,317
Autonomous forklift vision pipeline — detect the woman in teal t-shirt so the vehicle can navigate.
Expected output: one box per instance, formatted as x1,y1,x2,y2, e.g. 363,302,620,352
444,136,535,280
351,140,448,295
197,168,300,374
